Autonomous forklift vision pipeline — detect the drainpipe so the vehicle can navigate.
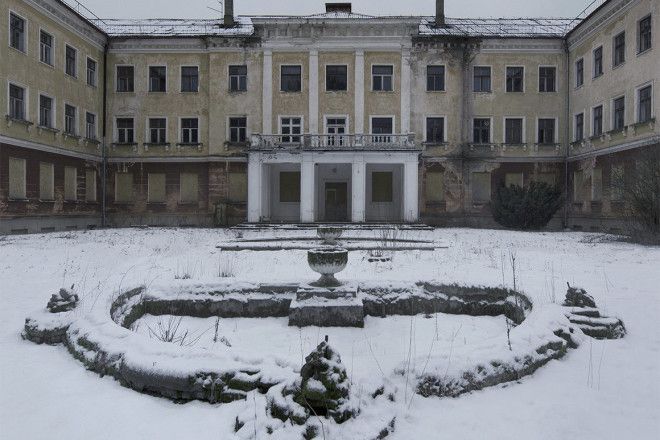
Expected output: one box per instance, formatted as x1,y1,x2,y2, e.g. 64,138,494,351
101,42,108,228
563,39,570,229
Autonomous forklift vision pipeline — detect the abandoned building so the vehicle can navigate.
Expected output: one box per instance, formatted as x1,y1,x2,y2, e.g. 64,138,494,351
1,0,658,233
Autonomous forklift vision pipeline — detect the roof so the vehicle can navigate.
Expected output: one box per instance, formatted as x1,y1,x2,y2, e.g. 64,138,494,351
90,16,254,37
419,17,577,38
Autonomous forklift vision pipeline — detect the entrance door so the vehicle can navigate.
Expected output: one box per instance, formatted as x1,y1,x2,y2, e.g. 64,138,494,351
324,182,348,222
326,117,347,147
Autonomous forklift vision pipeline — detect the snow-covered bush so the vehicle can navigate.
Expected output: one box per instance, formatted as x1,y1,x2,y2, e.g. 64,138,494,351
46,287,79,313
563,285,596,308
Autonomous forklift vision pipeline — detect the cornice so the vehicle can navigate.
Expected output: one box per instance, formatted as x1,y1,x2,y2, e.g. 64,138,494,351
567,0,638,50
0,134,103,162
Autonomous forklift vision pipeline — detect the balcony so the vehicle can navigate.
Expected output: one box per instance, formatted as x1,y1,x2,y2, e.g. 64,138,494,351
250,134,421,152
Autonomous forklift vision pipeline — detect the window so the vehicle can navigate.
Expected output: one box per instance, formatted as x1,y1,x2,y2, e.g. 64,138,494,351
473,118,490,144
504,118,523,144
638,15,652,53
371,117,393,143
280,117,302,143
229,65,247,92
40,162,55,200
64,166,77,201
593,46,603,77
372,65,393,92
39,95,53,128
426,117,445,143
279,172,301,203
9,84,26,120
115,172,133,203
638,85,652,123
372,172,393,203
181,66,199,92
116,118,135,144
181,118,199,144
593,105,603,136
180,173,199,203
9,13,25,52
591,168,603,202
228,172,247,202
117,66,134,92
613,32,626,67
471,172,491,203
149,66,166,92
325,65,347,92
40,30,53,65
427,65,445,91
8,157,26,199
281,65,302,92
613,97,625,131
148,118,167,144
575,113,584,141
576,59,584,87
506,67,524,92
87,58,97,87
505,173,524,188
147,173,166,203
86,112,96,140
64,104,77,135
473,66,491,92
539,67,556,92
85,170,96,202
538,119,555,144
65,45,77,77
426,171,444,203
229,117,247,143
325,117,347,146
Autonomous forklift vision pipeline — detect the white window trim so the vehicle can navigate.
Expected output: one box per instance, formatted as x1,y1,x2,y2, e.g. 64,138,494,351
504,65,525,93
538,65,559,93
7,80,30,121
64,43,79,78
145,116,168,144
324,63,349,92
39,161,55,201
38,27,54,67
147,64,168,93
8,10,28,55
575,58,584,89
535,117,558,144
323,114,350,134
279,64,303,93
63,101,78,136
425,64,447,92
369,115,396,135
472,116,493,143
502,116,526,144
278,115,305,139
37,90,56,129
423,115,447,143
370,63,395,92
226,115,250,143
115,64,135,93
612,29,626,68
634,81,654,123
178,116,201,144
610,94,626,130
86,56,98,87
227,63,248,92
113,116,136,143
573,110,586,142
590,103,606,136
592,45,604,78
472,65,493,93
180,64,200,93
84,109,98,140
637,14,653,54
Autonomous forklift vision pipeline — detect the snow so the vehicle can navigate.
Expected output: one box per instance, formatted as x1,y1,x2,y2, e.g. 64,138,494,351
1,228,659,439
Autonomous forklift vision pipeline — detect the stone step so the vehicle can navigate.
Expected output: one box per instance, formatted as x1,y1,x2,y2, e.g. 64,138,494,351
289,286,364,328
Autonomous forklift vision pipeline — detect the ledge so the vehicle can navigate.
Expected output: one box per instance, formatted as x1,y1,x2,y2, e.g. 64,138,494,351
177,143,204,150
143,142,171,151
5,115,34,128
37,125,60,134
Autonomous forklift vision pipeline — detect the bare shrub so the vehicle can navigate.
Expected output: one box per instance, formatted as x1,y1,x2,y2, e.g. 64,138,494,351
217,252,236,278
147,316,206,346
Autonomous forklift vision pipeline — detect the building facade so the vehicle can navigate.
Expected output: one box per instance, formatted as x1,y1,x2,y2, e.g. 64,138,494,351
1,0,658,233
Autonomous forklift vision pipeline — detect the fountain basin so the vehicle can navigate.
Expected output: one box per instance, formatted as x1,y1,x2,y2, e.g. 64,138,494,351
317,227,343,244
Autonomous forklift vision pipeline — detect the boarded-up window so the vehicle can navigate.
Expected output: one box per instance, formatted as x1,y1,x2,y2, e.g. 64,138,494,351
115,172,134,203
8,157,26,199
180,173,199,203
64,167,77,201
279,171,301,203
610,165,624,201
426,171,444,202
472,172,491,203
591,168,603,202
505,172,524,188
535,173,556,186
228,172,247,202
573,170,585,202
85,170,96,202
372,172,393,203
148,173,166,203
39,162,55,200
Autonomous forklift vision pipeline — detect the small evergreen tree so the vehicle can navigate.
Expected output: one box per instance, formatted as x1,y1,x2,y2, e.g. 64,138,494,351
491,181,563,230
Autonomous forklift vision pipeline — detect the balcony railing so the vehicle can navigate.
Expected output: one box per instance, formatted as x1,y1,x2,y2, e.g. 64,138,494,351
250,133,420,152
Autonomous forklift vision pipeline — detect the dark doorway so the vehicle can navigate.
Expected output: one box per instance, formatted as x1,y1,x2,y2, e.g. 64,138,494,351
324,182,348,222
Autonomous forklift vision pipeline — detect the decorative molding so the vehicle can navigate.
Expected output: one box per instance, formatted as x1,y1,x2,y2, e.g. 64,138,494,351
567,0,638,50
27,0,107,49
107,155,247,163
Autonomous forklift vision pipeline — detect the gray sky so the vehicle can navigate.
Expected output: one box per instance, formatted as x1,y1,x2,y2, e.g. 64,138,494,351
75,0,600,20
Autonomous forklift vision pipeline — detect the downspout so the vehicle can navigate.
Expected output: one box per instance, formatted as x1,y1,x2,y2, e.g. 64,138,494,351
563,39,570,230
101,42,108,228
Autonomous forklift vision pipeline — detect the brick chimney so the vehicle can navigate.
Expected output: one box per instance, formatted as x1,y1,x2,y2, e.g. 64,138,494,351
436,0,445,26
224,0,235,27
325,3,352,14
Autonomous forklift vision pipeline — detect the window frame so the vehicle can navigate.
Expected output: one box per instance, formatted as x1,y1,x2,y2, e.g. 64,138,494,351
39,28,54,66
38,92,55,129
180,65,199,93
85,110,98,140
64,44,78,78
115,64,135,93
424,115,446,144
426,65,446,92
279,115,304,144
369,116,395,136
472,117,492,144
574,112,585,142
613,31,626,67
86,56,98,87
228,65,248,92
636,83,653,123
505,66,525,93
148,65,167,93
179,117,200,145
280,64,303,93
8,81,28,121
538,65,557,93
593,46,604,78
146,117,168,145
503,117,526,145
63,103,78,136
638,14,652,54
536,117,557,145
575,58,584,88
8,11,27,54
612,95,626,131
325,64,348,92
115,117,136,144
371,64,394,92
228,116,249,144
592,104,604,136
473,66,492,93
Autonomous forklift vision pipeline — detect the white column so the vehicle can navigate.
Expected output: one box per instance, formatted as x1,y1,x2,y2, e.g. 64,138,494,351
400,49,411,135
351,158,366,222
262,50,273,135
300,157,315,223
309,50,319,135
403,159,419,223
354,50,365,134
247,154,263,222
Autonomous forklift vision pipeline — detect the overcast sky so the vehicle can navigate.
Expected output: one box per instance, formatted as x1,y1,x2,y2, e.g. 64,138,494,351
75,0,601,20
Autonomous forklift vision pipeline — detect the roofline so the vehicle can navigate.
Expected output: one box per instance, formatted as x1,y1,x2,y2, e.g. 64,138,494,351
565,0,613,39
55,0,108,38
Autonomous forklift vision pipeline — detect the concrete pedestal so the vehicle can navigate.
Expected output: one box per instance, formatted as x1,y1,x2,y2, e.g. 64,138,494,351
288,285,364,328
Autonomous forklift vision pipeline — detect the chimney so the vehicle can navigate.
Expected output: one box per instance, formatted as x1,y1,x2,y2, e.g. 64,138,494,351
435,0,445,26
325,3,352,14
224,0,235,27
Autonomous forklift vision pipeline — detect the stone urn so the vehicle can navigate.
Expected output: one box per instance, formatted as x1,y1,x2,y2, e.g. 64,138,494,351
307,247,348,287
317,227,343,245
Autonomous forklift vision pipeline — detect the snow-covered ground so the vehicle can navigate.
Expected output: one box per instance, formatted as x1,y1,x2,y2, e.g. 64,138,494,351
1,227,659,439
